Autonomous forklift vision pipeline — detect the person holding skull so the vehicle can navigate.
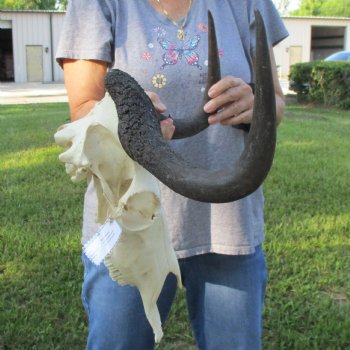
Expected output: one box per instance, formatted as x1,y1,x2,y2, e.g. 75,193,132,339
56,0,288,348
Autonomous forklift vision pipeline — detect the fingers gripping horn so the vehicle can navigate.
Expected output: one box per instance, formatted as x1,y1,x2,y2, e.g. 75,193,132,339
105,9,276,203
170,10,221,139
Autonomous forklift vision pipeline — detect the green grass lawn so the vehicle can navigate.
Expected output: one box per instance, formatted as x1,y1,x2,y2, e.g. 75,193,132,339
0,103,349,349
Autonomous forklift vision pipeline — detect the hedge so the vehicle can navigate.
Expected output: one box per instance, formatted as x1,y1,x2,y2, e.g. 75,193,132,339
289,61,350,109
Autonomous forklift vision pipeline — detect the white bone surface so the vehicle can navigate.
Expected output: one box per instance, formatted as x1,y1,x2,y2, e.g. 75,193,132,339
54,94,182,342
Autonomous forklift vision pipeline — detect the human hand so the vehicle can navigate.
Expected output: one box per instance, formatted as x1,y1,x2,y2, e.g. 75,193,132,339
203,76,254,126
146,91,175,141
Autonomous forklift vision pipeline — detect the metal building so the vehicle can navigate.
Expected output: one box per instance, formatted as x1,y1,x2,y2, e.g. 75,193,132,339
274,16,350,79
1,10,349,83
0,10,65,83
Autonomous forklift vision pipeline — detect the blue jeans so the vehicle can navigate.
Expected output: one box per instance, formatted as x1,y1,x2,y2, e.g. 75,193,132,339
81,246,267,350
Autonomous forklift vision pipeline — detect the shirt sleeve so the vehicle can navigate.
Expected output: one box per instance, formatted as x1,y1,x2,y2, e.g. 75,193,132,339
249,0,289,57
56,0,117,67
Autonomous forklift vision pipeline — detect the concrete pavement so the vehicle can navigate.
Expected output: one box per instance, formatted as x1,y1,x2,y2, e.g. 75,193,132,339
0,80,293,105
0,82,68,104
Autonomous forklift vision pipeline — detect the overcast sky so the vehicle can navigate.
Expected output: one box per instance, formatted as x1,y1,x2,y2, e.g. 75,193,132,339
288,0,300,12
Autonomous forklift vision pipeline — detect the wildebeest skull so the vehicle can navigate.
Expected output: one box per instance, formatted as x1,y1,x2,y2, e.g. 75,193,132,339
54,95,182,342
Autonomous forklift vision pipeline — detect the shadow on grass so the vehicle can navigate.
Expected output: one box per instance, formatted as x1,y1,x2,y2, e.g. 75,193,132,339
0,237,87,350
263,243,350,350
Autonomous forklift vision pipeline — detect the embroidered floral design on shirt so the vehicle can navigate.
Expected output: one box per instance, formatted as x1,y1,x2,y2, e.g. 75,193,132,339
198,22,208,32
142,52,152,60
157,34,202,70
152,73,167,88
153,26,167,37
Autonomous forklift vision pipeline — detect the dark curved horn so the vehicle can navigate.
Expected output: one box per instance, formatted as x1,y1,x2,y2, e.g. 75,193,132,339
105,9,276,203
157,10,246,135
170,10,221,139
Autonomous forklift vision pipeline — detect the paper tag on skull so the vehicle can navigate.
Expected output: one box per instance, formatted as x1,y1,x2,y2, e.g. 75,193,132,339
83,218,122,265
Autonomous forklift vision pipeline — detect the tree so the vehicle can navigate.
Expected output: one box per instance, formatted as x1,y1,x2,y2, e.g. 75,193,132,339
272,0,291,15
291,0,350,17
0,0,67,10
57,0,67,10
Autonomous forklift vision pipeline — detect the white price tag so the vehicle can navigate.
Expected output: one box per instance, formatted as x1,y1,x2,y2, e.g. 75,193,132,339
83,219,122,265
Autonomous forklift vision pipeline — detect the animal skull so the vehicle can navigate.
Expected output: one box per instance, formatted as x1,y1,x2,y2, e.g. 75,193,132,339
54,95,182,342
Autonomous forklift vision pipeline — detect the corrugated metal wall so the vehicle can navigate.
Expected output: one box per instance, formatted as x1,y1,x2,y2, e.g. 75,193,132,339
0,11,65,83
52,13,65,82
274,17,350,79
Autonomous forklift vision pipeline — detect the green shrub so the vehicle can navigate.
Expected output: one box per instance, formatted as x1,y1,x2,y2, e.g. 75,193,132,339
288,62,315,101
289,61,350,109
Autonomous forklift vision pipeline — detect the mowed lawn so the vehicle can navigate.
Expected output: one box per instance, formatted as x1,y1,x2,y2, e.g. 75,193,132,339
0,103,349,350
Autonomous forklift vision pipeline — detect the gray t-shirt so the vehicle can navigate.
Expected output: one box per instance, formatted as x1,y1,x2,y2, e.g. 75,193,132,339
56,0,288,258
